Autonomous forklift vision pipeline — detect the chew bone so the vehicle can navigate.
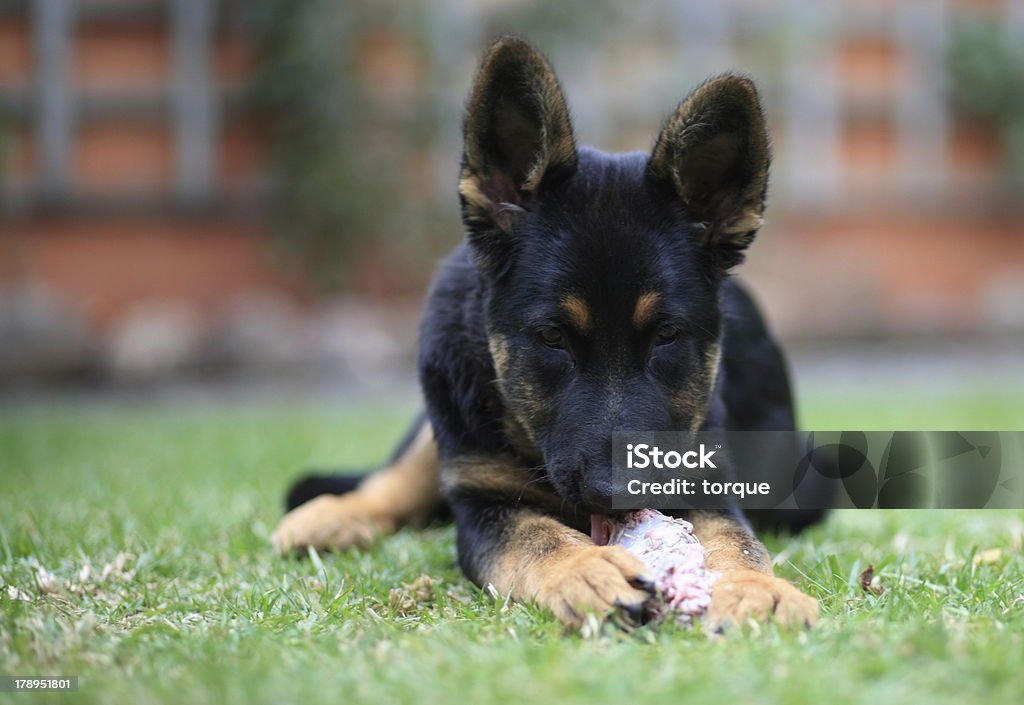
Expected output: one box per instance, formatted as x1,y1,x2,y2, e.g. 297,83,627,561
608,509,719,622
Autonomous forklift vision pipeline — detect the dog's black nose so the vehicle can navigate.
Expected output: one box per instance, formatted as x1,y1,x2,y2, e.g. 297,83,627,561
581,479,615,513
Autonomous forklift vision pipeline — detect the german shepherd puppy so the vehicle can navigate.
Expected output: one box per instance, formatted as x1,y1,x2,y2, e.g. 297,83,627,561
273,37,821,631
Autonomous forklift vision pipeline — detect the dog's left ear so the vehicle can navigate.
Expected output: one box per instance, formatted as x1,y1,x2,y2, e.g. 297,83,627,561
459,37,577,271
648,75,770,269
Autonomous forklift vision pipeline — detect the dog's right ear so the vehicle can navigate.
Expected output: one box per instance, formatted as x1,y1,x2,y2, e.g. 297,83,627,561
459,37,577,270
647,75,770,270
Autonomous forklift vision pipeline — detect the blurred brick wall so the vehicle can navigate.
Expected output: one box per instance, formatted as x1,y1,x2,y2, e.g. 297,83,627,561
1,1,1022,383
1,4,290,283
0,3,311,380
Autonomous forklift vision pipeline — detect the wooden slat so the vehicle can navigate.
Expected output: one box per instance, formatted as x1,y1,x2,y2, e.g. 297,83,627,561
423,0,481,204
1,86,248,123
31,0,74,202
170,0,217,207
779,0,840,211
893,0,950,203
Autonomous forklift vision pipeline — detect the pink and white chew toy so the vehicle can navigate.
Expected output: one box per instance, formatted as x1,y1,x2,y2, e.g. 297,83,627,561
593,509,719,623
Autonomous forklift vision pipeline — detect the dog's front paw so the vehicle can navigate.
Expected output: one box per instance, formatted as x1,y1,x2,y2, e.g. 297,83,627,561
530,545,655,629
271,494,391,555
705,569,818,631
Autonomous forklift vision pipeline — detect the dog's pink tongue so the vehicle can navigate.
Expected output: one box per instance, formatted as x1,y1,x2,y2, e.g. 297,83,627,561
590,515,611,546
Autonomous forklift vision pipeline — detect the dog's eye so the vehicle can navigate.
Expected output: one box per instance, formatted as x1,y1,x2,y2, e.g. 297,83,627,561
655,324,680,346
538,326,565,348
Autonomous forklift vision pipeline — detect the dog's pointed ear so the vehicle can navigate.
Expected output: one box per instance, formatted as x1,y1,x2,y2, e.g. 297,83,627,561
648,75,770,269
459,37,577,266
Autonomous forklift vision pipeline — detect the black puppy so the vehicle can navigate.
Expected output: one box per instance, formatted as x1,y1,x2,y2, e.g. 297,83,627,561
273,37,820,630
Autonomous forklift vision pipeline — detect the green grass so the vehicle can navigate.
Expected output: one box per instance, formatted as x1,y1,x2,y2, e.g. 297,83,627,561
1,390,1023,705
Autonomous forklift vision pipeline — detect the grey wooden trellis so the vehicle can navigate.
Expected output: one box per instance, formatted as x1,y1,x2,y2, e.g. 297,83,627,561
170,0,216,208
27,0,219,209
894,0,951,205
32,0,73,203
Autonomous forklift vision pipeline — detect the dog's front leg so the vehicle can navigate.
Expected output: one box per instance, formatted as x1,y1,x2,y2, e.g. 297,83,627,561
691,510,819,630
443,455,654,629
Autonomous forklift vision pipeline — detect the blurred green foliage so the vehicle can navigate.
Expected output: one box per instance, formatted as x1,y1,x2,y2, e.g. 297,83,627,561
239,0,622,290
947,18,1024,189
241,0,446,290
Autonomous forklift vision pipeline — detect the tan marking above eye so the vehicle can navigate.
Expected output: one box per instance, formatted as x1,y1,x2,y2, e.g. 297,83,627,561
632,292,661,327
488,334,510,380
560,295,592,332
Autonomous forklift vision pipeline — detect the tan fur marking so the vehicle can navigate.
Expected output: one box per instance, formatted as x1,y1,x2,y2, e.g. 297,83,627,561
687,342,721,431
272,423,440,554
487,334,543,456
490,512,652,628
459,174,492,212
358,424,440,521
690,511,772,574
491,513,588,593
705,569,819,629
705,342,722,390
690,511,819,629
632,292,660,328
441,456,651,628
488,333,510,381
502,415,542,462
679,340,720,430
668,341,719,432
441,456,559,513
560,294,591,332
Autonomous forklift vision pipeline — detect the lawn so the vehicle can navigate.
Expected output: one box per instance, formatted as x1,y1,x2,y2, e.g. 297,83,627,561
1,389,1023,705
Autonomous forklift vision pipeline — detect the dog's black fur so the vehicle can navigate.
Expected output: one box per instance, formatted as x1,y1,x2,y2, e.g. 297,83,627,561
281,37,825,628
